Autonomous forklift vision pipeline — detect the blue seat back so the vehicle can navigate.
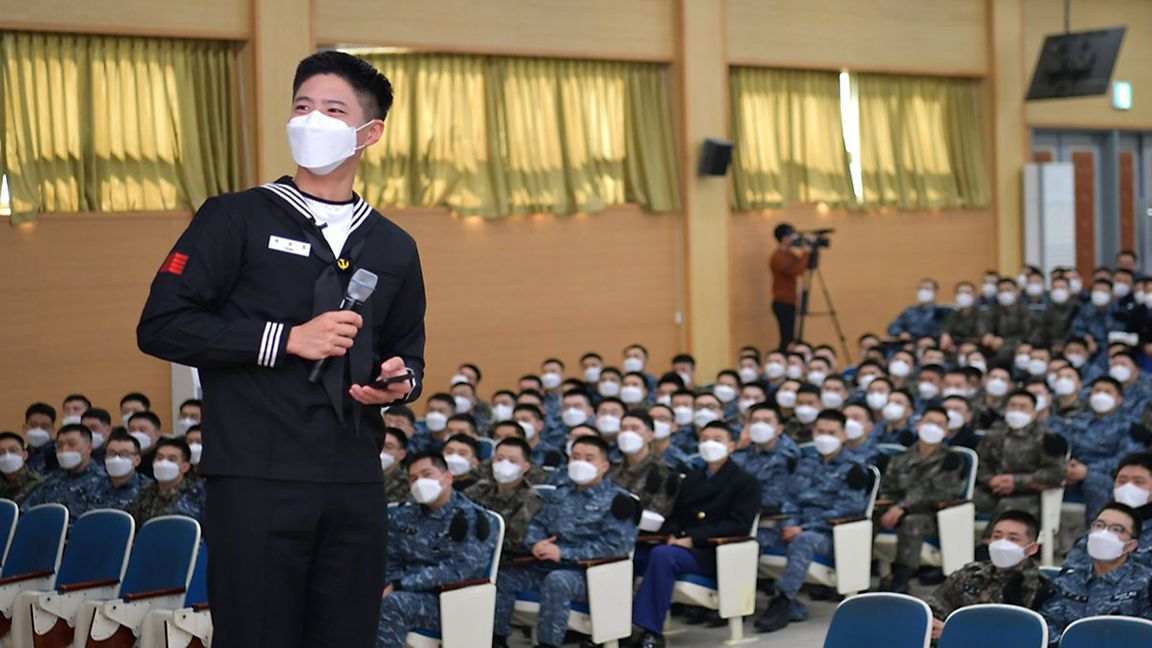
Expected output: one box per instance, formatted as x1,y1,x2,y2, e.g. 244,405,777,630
2,504,67,578
1060,615,1152,647
477,438,495,461
119,516,200,597
0,499,18,564
183,542,208,607
952,447,979,499
823,593,931,648
483,511,505,582
938,604,1048,648
56,509,135,588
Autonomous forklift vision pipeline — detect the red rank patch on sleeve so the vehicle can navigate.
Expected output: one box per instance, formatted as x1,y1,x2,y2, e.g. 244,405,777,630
159,252,188,275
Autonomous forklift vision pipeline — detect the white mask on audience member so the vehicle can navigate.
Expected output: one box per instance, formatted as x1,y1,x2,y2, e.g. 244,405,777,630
451,373,470,385
1090,392,1118,414
492,460,523,485
1069,278,1083,293
410,477,443,504
1086,529,1128,561
821,391,845,410
1027,360,1048,377
917,289,935,304
444,454,471,477
617,431,646,455
889,361,912,378
946,410,965,431
379,452,394,471
91,433,105,450
1050,288,1070,305
813,434,842,456
697,440,729,463
61,415,82,426
866,392,889,411
981,283,997,298
1014,354,1030,370
1114,482,1152,508
692,409,720,428
175,417,197,437
598,381,621,398
997,291,1017,307
540,372,562,390
1025,283,1044,297
917,423,946,445
775,390,797,409
739,367,760,384
0,453,24,475
749,422,776,445
562,408,589,427
988,539,1028,569
584,366,602,383
713,384,738,404
785,365,804,380
623,357,645,373
189,443,203,466
985,378,1010,398
620,386,645,405
520,422,537,440
673,406,694,426
153,459,182,483
453,397,473,414
882,402,906,423
425,412,448,433
492,404,514,423
129,432,153,452
917,382,940,401
857,375,876,389
1004,410,1033,430
1054,378,1078,397
567,460,599,485
105,456,134,479
597,415,622,435
807,371,827,386
1109,365,1133,384
1091,290,1112,307
656,395,672,407
794,405,819,425
764,362,787,380
653,421,672,440
1034,394,1049,412
286,110,373,176
56,451,82,471
955,293,975,309
844,419,866,440
25,428,51,449
1114,282,1132,298
677,371,693,386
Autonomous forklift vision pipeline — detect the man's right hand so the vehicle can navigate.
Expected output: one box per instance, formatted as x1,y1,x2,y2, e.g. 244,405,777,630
931,618,944,640
286,311,363,360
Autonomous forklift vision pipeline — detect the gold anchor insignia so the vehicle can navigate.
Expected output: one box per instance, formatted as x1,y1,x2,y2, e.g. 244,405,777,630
337,258,350,270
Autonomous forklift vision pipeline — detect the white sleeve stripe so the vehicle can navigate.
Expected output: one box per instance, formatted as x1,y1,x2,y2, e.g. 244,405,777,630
258,322,273,367
267,323,284,367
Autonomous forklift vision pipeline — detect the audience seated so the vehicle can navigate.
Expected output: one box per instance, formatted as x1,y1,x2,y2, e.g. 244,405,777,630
21,424,105,518
125,437,204,525
0,432,44,505
98,430,150,510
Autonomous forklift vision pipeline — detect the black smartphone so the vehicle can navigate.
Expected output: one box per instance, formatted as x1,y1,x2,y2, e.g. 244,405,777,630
366,369,415,391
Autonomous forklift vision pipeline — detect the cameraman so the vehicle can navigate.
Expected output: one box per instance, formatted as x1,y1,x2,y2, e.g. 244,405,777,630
770,223,810,351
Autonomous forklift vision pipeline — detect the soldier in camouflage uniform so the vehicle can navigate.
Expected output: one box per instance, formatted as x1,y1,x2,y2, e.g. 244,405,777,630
97,432,151,511
876,407,969,592
974,391,1066,519
1063,377,1147,522
463,437,544,561
940,281,983,350
979,278,1034,363
22,425,106,518
1031,276,1079,349
887,279,946,339
782,385,821,444
925,511,1052,640
380,427,410,504
485,420,555,485
125,438,204,525
1041,503,1152,642
0,432,45,506
493,436,638,648
608,410,680,518
377,451,498,648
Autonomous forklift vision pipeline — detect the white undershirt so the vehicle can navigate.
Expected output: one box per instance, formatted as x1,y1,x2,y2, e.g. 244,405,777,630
302,197,355,257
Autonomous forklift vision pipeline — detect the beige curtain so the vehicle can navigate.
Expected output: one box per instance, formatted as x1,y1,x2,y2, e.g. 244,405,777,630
1,31,242,223
856,73,989,209
729,67,855,210
354,52,679,218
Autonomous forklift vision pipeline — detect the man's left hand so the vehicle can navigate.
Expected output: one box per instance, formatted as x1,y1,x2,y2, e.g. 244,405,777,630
350,356,414,405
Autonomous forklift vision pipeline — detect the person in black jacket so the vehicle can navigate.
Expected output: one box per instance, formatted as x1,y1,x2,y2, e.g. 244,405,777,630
137,52,425,648
631,421,761,648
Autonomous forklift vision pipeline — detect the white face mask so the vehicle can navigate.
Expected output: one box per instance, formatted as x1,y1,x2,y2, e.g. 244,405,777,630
844,419,866,440
453,396,473,414
584,366,603,383
882,402,907,423
1114,282,1132,298
597,415,622,435
889,360,912,378
91,433,105,451
1025,283,1045,297
541,372,562,390
425,412,448,433
175,417,198,437
492,459,523,484
813,434,843,456
764,362,787,380
567,460,600,485
562,408,589,427
286,110,372,175
918,423,946,445
955,293,975,309
598,381,621,398
807,371,827,386
451,373,471,385
946,409,966,431
444,453,472,477
492,404,514,423
981,283,998,298
623,357,645,373
785,365,804,380
61,415,82,427
1090,392,1118,414
917,289,935,304
411,477,444,504
617,431,646,455
57,451,83,471
1050,288,1070,305
866,392,889,411
153,459,181,483
1066,353,1087,368
1069,278,1084,293
121,413,134,428
380,451,395,471
105,456,135,479
1004,410,1033,430
1014,354,1031,370
775,390,798,409
1087,529,1128,562
677,371,693,386
1054,377,1078,397
985,378,1010,398
1109,365,1134,384
1091,290,1112,307
190,442,203,465
693,409,720,427
518,421,538,440
821,391,845,409
1034,394,1049,412
1114,482,1152,508
0,453,24,475
737,398,756,414
698,440,729,463
748,422,776,444
673,406,694,426
918,382,940,401
739,367,760,384
656,395,672,407
794,405,819,424
1027,359,1048,377
25,428,51,449
969,360,987,374
653,420,672,440
713,384,738,403
988,539,1029,569
620,386,646,405
998,291,1018,307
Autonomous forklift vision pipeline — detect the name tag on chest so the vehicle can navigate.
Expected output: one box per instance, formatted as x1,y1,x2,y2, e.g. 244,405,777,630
268,235,311,257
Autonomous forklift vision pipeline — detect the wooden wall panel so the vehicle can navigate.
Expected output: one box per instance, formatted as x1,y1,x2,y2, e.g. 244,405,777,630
1071,150,1098,278
315,0,675,61
730,206,997,361
0,0,250,39
1120,150,1136,251
726,0,987,74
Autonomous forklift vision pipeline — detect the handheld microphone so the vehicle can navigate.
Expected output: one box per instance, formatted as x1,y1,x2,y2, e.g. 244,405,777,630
308,268,378,383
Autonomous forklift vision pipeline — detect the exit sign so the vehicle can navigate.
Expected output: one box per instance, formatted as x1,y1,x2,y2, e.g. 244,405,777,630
1113,81,1132,110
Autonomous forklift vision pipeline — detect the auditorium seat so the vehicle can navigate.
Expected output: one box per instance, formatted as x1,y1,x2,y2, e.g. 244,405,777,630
938,604,1048,648
822,593,931,648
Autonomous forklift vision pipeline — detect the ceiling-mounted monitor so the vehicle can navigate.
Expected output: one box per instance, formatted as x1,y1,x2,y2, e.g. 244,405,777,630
1026,27,1126,101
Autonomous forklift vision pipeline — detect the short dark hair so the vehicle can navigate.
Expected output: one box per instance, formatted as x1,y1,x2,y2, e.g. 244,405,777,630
156,437,192,464
57,423,92,444
63,394,92,410
992,510,1040,543
81,408,112,427
428,393,456,410
494,420,527,439
702,421,733,437
384,404,416,424
293,51,394,121
657,372,686,389
542,357,565,370
1118,453,1152,479
179,399,202,411
495,437,532,462
447,414,477,431
107,430,141,454
817,409,847,427
25,403,56,423
513,404,544,421
624,343,649,357
445,433,480,457
407,450,449,474
460,363,483,383
1098,502,1143,538
383,427,409,449
774,223,795,242
129,411,162,431
120,392,151,410
1006,389,1037,408
580,352,603,363
0,432,26,449
570,435,611,459
922,405,948,419
623,409,653,430
671,353,696,366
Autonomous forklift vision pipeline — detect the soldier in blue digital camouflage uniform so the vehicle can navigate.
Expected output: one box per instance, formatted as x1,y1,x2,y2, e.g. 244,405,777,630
1108,350,1151,421
377,451,498,648
731,403,799,547
96,431,151,511
492,435,638,648
1063,453,1152,570
1064,377,1148,523
1041,503,1152,643
22,424,106,518
756,410,871,633
887,279,947,339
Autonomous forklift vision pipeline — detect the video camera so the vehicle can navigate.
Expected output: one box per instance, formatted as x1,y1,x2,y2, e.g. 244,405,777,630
790,228,834,250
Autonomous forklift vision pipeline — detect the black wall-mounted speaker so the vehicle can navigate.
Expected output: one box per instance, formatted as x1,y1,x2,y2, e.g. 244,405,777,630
698,137,733,176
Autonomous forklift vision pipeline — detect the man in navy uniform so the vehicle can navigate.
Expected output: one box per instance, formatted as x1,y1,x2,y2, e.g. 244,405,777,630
137,51,425,648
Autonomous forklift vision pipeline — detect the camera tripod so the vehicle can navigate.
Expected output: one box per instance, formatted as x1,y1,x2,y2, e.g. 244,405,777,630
796,244,852,364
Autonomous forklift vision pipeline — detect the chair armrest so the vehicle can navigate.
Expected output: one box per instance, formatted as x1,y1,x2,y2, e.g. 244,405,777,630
933,498,971,511
0,570,55,586
511,556,542,566
576,556,629,569
828,517,867,527
874,499,895,508
635,534,665,544
705,536,755,546
122,587,186,602
191,602,210,612
56,578,121,593
760,513,789,521
435,578,490,593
